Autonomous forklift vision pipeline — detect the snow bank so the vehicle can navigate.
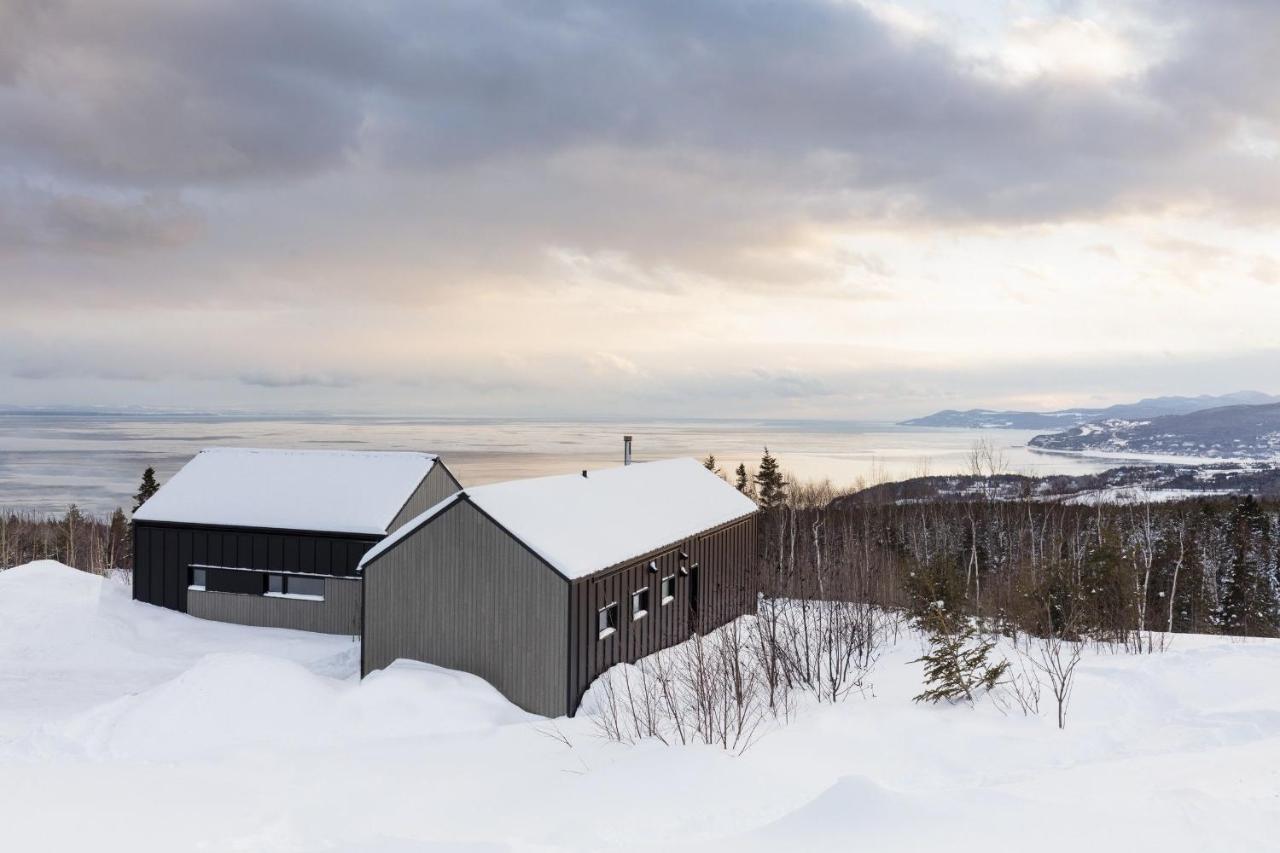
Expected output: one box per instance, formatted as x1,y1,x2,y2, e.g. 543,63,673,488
0,561,354,738
49,655,532,761
4,561,1280,852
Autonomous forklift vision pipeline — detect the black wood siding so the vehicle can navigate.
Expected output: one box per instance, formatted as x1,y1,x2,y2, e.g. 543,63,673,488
565,513,758,714
132,522,379,612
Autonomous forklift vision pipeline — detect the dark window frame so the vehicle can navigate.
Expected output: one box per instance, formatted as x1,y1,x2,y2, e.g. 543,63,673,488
632,587,650,620
264,572,325,600
660,575,676,605
597,602,619,639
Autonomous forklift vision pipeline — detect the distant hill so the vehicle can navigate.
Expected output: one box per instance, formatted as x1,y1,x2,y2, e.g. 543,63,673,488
1029,402,1280,460
900,391,1280,429
835,462,1280,506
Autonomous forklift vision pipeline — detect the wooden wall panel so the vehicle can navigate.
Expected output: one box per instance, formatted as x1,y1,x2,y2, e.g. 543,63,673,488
187,576,362,636
361,499,569,717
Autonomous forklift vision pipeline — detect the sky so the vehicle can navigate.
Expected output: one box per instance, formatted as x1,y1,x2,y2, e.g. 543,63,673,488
1,0,1278,421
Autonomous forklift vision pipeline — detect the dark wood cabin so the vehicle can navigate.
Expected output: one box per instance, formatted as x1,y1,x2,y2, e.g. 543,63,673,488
133,448,460,634
359,458,759,716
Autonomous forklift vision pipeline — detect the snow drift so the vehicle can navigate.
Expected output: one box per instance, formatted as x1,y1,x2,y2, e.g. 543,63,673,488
3,561,1280,852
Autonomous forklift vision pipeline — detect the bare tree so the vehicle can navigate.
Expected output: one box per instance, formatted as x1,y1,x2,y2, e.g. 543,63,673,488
1031,622,1084,730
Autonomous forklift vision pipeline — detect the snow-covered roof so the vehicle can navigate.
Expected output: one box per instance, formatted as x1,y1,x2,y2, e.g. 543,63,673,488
133,448,439,536
361,458,758,579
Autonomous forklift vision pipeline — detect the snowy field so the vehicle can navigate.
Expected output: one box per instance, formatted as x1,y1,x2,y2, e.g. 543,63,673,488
2,562,1279,852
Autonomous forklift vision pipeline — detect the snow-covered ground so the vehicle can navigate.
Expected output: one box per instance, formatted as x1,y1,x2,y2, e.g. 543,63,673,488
2,561,1279,852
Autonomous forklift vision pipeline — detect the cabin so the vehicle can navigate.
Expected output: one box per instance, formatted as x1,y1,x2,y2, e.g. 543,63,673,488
358,457,759,717
132,448,461,634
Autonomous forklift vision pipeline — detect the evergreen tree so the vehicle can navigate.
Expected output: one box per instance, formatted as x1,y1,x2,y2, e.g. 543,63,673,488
107,507,130,570
702,454,724,479
912,603,1008,704
753,447,785,509
734,463,752,496
1220,496,1279,636
133,467,160,513
60,504,84,567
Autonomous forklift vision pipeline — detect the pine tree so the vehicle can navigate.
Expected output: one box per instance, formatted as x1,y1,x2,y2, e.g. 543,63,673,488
734,463,752,496
1220,496,1279,636
107,507,130,570
753,448,785,509
911,604,1008,704
60,504,84,567
133,467,160,513
702,454,724,479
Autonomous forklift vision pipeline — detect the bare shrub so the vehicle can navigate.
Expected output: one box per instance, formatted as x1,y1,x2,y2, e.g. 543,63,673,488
1033,629,1084,730
992,644,1042,717
588,600,882,753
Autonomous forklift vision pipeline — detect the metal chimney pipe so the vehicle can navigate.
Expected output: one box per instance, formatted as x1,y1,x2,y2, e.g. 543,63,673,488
623,435,633,466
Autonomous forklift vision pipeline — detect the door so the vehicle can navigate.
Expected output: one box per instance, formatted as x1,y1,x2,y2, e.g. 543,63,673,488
687,563,701,634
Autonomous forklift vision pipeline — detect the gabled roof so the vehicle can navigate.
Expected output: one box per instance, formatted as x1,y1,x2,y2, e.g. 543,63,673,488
360,458,759,579
133,448,440,536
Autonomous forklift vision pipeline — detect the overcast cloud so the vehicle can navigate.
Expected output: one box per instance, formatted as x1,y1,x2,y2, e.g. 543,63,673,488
1,0,1277,418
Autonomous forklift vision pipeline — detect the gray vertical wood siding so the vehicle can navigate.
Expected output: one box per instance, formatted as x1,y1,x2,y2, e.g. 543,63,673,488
362,499,569,717
565,513,758,714
389,463,463,533
187,575,363,635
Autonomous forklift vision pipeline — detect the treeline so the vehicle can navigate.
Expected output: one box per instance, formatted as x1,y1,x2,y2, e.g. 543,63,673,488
0,467,157,575
759,480,1280,642
0,506,132,574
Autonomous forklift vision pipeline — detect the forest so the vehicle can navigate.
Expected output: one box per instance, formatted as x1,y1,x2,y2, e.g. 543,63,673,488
756,480,1280,643
5,457,1280,645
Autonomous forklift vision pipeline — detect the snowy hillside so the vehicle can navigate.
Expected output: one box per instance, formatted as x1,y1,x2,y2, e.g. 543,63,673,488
2,561,1279,852
1030,402,1280,460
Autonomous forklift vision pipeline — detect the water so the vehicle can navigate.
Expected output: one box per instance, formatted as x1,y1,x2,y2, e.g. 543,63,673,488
0,413,1124,516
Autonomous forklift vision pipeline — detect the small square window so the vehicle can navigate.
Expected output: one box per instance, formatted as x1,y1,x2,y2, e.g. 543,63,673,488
598,603,618,639
660,575,675,605
267,574,285,595
189,567,207,591
632,587,650,620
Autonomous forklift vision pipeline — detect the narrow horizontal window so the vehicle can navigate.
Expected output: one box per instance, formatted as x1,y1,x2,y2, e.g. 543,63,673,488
660,575,675,605
285,575,325,599
262,573,325,601
598,602,618,639
632,587,650,620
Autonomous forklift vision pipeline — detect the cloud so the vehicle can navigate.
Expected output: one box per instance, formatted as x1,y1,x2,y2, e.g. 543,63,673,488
2,1,1280,416
237,371,355,389
4,1,1278,221
0,186,202,254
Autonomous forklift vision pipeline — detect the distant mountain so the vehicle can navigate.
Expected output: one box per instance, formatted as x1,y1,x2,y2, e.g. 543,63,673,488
900,392,1280,429
1029,402,1280,460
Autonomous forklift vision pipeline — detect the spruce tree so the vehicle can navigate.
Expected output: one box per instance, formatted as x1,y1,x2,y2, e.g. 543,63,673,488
702,454,724,479
911,603,1008,704
753,447,785,509
1220,496,1278,636
108,507,130,570
133,467,160,513
734,463,752,495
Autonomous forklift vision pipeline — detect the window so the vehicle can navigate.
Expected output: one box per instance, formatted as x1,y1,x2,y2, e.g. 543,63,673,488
632,587,650,620
661,575,676,605
264,574,325,601
286,575,325,600
189,567,207,591
597,602,618,639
